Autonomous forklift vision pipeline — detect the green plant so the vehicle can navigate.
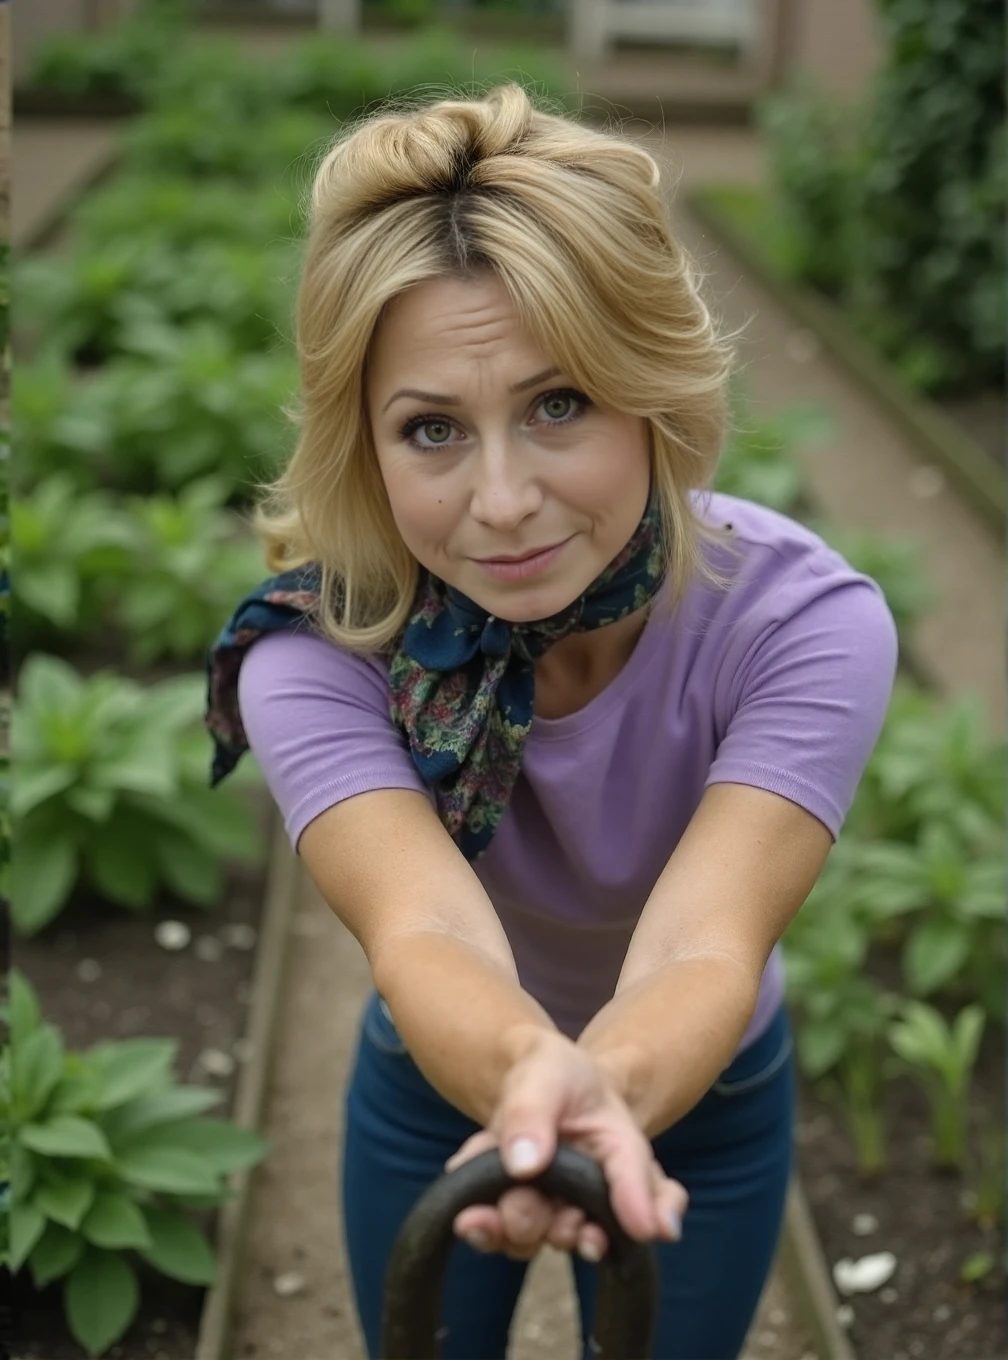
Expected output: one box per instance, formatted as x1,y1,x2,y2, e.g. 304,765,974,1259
11,655,264,936
962,1121,1006,1232
845,684,1005,847
15,236,299,367
715,397,832,514
850,823,1004,1018
783,865,901,1174
888,999,985,1171
5,971,267,1358
120,105,333,184
26,0,188,102
14,330,297,501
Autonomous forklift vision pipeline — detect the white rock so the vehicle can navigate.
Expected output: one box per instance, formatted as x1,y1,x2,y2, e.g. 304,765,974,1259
933,1304,952,1323
836,1304,855,1327
852,1212,879,1236
199,1048,236,1078
76,958,102,983
155,921,191,951
273,1271,307,1297
221,923,257,950
833,1252,897,1295
195,935,224,962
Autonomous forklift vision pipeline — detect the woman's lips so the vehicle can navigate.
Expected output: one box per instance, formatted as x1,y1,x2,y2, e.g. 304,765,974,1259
475,538,571,581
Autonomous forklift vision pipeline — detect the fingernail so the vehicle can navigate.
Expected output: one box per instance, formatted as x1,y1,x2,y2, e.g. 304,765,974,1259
667,1210,683,1241
505,1138,540,1174
464,1230,490,1252
578,1240,602,1263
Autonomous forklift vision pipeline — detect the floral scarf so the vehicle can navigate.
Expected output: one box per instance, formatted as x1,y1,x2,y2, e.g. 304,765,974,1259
205,490,667,860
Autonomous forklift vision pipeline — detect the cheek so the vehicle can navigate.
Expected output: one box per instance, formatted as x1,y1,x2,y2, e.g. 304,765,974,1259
381,465,457,549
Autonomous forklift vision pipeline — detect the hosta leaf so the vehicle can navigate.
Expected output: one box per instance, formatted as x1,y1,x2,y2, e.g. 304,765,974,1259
903,917,972,995
157,1119,269,1174
140,1207,217,1285
12,1023,64,1118
142,673,206,733
65,1248,140,1356
85,1038,177,1110
10,827,79,936
29,1220,84,1288
101,1085,222,1148
20,1115,112,1161
115,1144,220,1196
153,831,222,904
65,783,117,822
9,764,77,818
11,1202,46,1272
796,1020,846,1080
81,1192,153,1251
16,563,80,628
9,972,42,1049
33,1172,95,1231
86,829,159,910
18,653,85,713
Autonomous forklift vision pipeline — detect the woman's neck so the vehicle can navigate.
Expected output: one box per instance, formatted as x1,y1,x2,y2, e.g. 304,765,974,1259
532,605,652,720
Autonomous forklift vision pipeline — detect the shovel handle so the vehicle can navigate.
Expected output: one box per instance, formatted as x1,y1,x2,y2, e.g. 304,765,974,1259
380,1144,658,1359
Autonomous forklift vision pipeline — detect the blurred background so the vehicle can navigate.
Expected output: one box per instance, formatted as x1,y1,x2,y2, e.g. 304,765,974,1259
5,3,1005,1360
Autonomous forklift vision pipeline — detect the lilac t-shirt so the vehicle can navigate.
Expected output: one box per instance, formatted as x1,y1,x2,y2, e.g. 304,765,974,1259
236,493,898,1053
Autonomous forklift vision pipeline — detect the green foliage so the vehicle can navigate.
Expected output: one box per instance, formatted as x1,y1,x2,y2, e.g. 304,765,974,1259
10,656,265,936
714,395,833,515
24,0,188,101
13,474,267,665
13,330,296,500
5,971,268,1357
888,999,985,1170
15,235,299,367
758,0,1005,395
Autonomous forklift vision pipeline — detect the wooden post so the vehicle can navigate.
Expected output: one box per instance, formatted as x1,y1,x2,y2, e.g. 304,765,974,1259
319,0,361,34
569,0,608,62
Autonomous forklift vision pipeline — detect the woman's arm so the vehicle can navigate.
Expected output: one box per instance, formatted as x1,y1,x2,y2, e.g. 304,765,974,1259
297,787,559,1123
577,781,833,1138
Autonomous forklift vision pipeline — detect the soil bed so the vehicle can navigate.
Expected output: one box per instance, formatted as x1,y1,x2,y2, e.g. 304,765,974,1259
795,966,1005,1360
12,788,273,1360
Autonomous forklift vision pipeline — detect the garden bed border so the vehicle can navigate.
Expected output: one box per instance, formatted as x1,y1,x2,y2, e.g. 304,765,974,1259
195,804,301,1360
686,188,1005,539
21,115,857,1360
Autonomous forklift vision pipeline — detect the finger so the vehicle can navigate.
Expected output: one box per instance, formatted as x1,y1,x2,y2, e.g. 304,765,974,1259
651,1167,690,1243
454,1206,502,1252
575,1222,609,1262
598,1134,661,1241
494,1064,567,1181
498,1186,553,1251
545,1204,586,1252
445,1129,497,1172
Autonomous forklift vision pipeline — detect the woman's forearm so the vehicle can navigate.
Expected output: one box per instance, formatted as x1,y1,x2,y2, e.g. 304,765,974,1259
371,931,559,1125
577,955,762,1139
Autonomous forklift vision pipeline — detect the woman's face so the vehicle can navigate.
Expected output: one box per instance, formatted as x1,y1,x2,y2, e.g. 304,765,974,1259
366,273,652,623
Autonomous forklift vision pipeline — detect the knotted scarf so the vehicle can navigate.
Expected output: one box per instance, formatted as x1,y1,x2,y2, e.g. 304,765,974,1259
205,489,667,860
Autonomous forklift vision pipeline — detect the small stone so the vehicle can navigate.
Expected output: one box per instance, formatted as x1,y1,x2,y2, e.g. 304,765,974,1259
233,1038,255,1064
221,923,257,950
880,1287,898,1304
155,921,191,951
786,329,820,364
199,1048,236,1078
151,1320,168,1335
836,1304,855,1327
933,1304,952,1323
909,465,945,499
273,1271,308,1297
908,1340,925,1357
76,958,102,983
768,1308,786,1326
852,1212,879,1236
195,935,224,962
833,1251,897,1295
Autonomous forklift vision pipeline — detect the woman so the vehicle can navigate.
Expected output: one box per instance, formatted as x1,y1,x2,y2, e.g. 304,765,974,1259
205,84,898,1359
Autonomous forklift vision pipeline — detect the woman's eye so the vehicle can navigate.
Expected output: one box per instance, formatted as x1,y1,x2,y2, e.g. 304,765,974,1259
399,416,457,450
537,389,589,424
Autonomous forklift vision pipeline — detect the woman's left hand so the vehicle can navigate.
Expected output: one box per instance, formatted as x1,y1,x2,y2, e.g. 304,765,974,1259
445,1029,688,1263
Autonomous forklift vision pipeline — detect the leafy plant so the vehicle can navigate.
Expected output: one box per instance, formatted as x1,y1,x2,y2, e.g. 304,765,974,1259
25,0,188,103
962,1120,1006,1232
15,235,299,367
888,999,986,1171
715,396,832,514
14,330,297,500
11,654,264,936
5,971,268,1358
120,105,333,184
849,823,1004,1019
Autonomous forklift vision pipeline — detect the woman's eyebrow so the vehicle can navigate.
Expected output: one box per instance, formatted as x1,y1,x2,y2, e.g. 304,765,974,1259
381,366,562,414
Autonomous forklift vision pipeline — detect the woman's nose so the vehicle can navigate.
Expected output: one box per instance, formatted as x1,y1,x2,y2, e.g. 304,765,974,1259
469,448,542,530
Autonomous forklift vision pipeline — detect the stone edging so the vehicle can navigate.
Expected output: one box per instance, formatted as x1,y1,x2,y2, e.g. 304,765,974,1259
195,803,300,1360
685,188,1004,539
779,1179,857,1360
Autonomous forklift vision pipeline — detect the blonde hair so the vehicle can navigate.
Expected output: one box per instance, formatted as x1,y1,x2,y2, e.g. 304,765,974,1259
252,82,741,653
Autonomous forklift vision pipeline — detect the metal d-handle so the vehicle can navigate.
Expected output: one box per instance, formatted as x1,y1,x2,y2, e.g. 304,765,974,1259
380,1144,658,1359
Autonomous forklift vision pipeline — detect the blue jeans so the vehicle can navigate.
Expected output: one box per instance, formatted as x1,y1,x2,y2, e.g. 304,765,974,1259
342,991,795,1360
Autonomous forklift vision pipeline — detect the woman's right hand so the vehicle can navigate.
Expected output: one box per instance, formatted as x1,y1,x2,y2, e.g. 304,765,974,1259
445,1027,688,1263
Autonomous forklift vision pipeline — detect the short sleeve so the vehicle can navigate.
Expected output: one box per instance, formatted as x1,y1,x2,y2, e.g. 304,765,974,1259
705,575,899,839
236,629,430,852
